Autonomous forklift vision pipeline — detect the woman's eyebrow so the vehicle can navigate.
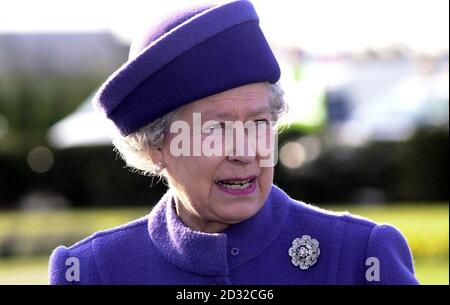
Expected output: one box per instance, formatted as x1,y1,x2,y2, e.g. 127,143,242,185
201,106,271,120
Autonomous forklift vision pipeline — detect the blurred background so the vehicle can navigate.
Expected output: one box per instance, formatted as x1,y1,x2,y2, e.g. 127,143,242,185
0,0,448,284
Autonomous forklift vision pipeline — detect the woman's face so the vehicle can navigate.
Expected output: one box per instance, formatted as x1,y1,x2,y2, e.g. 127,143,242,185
159,82,275,233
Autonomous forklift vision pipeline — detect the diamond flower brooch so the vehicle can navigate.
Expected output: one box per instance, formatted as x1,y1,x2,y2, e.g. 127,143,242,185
288,235,320,270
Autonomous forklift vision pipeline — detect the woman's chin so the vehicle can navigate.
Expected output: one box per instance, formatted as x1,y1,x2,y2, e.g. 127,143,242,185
214,199,264,224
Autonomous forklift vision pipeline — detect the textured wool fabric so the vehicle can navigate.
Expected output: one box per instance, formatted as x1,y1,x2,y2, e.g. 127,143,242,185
93,0,281,136
49,185,419,285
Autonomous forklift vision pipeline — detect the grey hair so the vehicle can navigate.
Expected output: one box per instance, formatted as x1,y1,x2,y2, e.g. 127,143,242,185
113,82,287,176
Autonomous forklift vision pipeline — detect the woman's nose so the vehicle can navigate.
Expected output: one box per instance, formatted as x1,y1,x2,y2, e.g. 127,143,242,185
227,153,255,165
225,133,257,164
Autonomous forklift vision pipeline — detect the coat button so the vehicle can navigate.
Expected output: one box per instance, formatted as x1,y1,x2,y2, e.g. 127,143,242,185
230,247,240,256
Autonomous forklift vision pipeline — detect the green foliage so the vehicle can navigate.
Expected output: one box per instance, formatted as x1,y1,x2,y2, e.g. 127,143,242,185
393,128,449,201
274,128,449,203
0,72,103,153
0,146,168,208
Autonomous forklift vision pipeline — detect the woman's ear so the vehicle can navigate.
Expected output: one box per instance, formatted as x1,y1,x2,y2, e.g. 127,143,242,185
149,146,164,167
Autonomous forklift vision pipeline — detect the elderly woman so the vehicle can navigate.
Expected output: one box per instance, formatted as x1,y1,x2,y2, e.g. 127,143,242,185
49,0,418,285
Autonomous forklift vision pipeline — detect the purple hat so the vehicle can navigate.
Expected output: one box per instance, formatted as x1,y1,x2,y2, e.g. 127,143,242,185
94,0,281,136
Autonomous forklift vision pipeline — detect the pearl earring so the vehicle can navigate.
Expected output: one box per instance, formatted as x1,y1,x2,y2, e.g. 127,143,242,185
154,162,164,174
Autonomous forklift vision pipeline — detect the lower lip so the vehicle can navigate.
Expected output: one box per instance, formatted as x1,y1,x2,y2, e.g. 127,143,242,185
216,179,257,196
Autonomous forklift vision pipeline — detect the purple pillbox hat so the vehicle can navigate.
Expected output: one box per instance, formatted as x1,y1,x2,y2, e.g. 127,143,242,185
94,0,281,136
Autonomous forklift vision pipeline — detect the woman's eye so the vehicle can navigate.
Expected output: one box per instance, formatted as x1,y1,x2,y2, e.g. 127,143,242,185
202,123,223,134
255,119,270,126
253,119,272,134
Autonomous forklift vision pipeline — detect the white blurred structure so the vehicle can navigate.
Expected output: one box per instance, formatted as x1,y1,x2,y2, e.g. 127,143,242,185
47,92,118,149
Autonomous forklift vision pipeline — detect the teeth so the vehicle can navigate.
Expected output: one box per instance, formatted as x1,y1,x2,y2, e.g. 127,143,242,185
221,181,252,189
215,179,253,189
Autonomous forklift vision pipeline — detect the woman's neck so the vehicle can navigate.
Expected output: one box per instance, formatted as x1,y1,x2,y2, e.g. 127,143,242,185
173,197,229,233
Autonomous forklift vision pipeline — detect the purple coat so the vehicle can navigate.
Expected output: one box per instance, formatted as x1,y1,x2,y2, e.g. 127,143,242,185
49,185,419,284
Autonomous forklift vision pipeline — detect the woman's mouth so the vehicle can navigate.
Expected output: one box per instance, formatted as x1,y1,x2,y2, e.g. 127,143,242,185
214,176,257,195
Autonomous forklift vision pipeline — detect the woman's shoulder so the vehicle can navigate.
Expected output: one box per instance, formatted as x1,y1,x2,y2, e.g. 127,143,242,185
57,214,149,253
49,215,150,284
275,188,418,284
283,191,410,254
288,197,377,229
272,184,378,230
285,194,412,250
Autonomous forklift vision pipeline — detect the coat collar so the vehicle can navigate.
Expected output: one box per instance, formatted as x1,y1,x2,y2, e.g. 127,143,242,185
147,184,290,276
